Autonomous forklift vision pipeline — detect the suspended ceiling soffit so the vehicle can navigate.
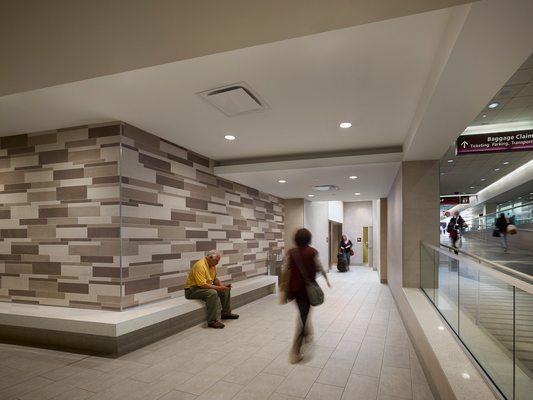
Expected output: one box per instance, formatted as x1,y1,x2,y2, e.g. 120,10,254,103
0,0,475,96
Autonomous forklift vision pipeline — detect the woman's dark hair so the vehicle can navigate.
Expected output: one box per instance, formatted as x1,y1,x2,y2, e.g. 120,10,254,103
294,228,312,247
500,213,506,218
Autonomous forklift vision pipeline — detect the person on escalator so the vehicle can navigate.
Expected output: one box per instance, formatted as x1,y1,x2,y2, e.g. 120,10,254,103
495,213,510,252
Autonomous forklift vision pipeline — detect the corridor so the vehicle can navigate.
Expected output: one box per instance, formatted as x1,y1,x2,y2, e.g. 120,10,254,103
0,268,433,400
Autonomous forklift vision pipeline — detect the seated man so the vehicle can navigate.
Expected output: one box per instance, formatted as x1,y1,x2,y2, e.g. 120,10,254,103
184,250,239,329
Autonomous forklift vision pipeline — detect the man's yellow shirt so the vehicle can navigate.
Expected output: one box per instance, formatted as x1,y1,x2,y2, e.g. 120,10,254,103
184,258,217,289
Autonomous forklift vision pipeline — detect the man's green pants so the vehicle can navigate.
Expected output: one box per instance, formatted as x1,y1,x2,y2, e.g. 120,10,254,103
184,287,231,323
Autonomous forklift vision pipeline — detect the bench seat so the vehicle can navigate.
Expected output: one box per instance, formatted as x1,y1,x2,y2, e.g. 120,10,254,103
0,275,277,355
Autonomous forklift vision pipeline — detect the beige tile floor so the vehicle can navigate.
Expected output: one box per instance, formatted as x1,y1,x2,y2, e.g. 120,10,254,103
0,267,434,400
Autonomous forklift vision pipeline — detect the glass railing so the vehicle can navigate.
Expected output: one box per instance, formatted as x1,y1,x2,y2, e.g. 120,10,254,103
421,241,533,399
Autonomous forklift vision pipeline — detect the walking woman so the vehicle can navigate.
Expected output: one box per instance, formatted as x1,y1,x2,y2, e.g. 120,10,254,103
280,228,330,363
339,234,353,266
495,213,510,252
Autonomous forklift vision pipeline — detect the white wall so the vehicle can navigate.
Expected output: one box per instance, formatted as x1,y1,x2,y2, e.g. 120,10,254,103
343,201,373,265
372,199,381,271
387,167,403,290
284,199,305,252
328,201,343,223
304,200,329,267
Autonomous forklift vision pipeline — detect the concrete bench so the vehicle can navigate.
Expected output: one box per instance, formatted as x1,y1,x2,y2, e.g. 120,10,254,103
0,275,277,355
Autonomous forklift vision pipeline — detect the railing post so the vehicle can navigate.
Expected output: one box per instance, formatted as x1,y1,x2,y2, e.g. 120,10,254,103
476,262,480,325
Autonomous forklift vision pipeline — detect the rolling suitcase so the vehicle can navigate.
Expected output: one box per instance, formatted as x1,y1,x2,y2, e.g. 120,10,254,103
337,253,348,272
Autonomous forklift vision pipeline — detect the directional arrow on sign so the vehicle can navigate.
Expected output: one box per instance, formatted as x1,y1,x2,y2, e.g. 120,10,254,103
461,140,469,148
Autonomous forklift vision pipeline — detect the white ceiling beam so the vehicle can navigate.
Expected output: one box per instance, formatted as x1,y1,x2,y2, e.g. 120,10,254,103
214,148,403,174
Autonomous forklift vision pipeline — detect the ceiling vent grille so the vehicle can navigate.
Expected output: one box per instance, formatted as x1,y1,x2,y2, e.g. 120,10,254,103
313,185,339,192
197,82,269,117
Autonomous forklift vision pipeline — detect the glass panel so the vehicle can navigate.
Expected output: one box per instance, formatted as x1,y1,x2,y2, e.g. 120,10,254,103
515,287,533,400
435,250,459,333
422,242,533,398
458,262,514,399
421,244,436,303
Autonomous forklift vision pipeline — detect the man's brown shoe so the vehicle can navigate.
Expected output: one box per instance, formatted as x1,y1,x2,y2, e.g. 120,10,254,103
221,313,239,320
208,321,225,329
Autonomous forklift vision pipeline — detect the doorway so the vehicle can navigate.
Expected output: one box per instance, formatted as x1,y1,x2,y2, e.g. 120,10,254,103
362,226,373,266
329,220,342,268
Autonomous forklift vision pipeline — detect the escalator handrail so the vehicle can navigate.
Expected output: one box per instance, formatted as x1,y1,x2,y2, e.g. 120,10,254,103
422,241,533,295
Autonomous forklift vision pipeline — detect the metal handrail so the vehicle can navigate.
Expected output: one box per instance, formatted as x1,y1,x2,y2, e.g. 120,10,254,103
423,241,533,295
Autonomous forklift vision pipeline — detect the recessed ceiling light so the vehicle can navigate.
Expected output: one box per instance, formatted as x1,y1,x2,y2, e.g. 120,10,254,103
470,186,475,189
349,176,358,180
440,172,445,175
438,326,445,331
481,178,486,181
461,372,471,380
482,114,487,118
488,102,499,109
307,194,314,197
224,134,236,140
339,122,352,129
447,159,453,163
503,161,509,165
494,168,500,171
278,179,286,183
354,192,361,196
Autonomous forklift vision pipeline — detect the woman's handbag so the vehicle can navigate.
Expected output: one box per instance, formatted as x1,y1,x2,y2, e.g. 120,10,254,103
349,249,354,256
279,263,290,304
292,250,324,306
492,229,501,238
507,224,518,235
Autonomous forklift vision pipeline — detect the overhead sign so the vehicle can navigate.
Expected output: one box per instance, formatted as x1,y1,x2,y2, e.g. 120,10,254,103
456,129,533,155
440,196,469,205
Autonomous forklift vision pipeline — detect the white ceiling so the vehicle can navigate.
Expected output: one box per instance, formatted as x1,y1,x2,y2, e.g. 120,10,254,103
217,162,401,202
1,0,532,203
0,8,453,161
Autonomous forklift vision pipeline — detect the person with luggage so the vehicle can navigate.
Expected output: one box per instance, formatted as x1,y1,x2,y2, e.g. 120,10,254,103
447,211,466,254
495,213,514,252
339,234,354,267
337,252,348,272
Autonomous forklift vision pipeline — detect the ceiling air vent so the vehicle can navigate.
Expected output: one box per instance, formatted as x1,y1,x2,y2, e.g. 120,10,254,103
313,185,339,192
197,82,269,117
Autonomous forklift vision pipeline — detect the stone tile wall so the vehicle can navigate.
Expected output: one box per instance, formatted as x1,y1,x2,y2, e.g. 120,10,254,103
120,124,284,308
0,122,284,309
0,123,122,309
